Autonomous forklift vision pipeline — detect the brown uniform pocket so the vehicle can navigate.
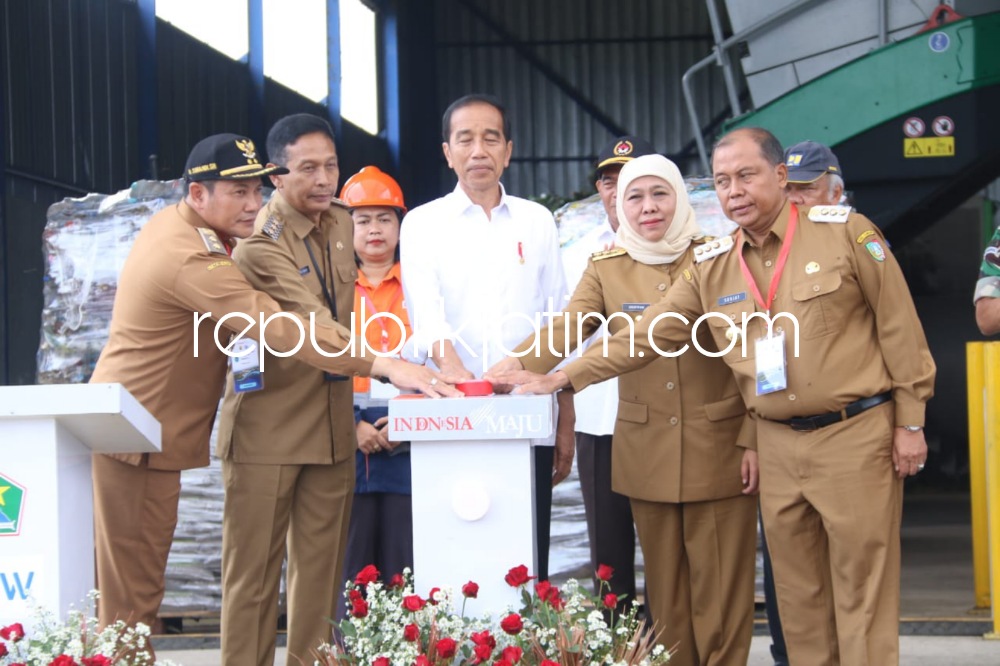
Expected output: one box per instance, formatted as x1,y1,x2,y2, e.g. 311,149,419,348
616,399,649,424
791,271,843,339
336,263,359,285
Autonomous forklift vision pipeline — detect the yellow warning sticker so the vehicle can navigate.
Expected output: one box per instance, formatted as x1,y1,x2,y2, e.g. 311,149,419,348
904,137,955,158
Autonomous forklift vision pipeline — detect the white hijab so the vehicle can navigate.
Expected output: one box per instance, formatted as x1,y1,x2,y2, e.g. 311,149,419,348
614,154,699,265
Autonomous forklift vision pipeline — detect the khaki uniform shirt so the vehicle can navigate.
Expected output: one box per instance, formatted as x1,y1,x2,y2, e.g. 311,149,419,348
90,201,372,471
565,201,936,426
520,244,748,503
217,193,360,465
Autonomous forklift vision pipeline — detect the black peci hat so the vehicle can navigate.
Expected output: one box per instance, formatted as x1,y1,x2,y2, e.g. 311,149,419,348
184,133,289,182
595,135,657,174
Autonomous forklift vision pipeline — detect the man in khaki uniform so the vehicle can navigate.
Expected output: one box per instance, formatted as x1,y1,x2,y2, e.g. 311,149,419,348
492,127,935,665
756,139,847,666
492,153,758,666
216,114,361,666
90,133,450,634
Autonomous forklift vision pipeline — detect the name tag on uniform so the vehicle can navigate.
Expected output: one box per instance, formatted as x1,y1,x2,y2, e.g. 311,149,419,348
622,303,649,313
755,332,787,395
370,379,401,400
718,292,746,306
231,338,264,393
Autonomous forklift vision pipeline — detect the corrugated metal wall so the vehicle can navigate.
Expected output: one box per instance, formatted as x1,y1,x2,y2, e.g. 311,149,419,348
428,0,735,199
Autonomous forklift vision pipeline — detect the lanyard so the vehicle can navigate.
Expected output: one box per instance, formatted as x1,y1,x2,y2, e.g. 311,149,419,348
356,281,402,353
303,237,337,320
737,204,798,313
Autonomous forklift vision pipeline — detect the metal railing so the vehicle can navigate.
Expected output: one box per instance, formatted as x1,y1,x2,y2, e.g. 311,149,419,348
682,0,897,174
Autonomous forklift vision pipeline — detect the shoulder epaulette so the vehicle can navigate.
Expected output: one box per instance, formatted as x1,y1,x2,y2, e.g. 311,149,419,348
693,235,733,263
197,228,228,255
808,204,851,223
691,234,716,245
260,214,285,241
591,247,627,262
330,196,349,209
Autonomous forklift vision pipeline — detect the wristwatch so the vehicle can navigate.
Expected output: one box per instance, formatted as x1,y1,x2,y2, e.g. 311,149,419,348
901,425,922,432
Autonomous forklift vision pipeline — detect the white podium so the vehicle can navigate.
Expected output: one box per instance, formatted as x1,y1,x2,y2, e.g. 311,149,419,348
0,383,160,627
388,394,553,616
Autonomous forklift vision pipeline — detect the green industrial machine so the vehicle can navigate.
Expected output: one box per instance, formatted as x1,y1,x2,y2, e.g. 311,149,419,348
728,11,1000,246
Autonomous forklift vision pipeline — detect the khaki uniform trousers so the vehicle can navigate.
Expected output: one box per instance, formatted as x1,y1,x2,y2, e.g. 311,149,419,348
758,401,903,666
220,459,354,666
630,493,756,666
92,454,181,630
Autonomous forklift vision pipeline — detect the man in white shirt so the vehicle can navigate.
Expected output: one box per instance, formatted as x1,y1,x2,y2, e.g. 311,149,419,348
401,93,571,580
559,135,654,609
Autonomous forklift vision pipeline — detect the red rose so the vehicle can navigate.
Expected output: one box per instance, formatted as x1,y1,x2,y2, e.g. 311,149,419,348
373,658,391,666
413,656,430,666
472,642,493,663
388,573,405,589
349,589,363,602
493,660,513,666
471,630,496,648
462,580,479,598
351,596,369,618
354,564,380,586
500,613,523,635
504,564,535,587
435,637,458,659
596,564,614,581
82,658,112,666
48,656,79,666
1,623,25,642
535,581,562,608
402,594,426,612
427,587,441,604
541,661,560,666
404,623,420,642
603,593,618,609
0,643,7,658
502,646,523,663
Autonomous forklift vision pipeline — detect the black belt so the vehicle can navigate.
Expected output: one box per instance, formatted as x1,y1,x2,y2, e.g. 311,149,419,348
772,391,892,432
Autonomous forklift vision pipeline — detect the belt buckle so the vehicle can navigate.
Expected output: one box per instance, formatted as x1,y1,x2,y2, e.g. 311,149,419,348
790,418,818,432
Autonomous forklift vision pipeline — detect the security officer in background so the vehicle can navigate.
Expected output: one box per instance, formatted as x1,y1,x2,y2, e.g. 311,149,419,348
215,115,430,666
491,127,936,666
785,140,846,209
90,133,451,639
559,135,655,609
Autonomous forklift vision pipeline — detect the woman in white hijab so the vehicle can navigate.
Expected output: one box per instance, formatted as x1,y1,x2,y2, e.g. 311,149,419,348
490,154,758,666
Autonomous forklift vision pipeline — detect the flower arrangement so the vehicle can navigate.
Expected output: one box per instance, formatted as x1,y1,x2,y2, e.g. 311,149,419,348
0,592,177,666
317,564,671,665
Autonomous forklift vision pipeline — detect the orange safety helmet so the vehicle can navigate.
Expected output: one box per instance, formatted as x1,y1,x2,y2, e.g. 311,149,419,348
339,166,407,214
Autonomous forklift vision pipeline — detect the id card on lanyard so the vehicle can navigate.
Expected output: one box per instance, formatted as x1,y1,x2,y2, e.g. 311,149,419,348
231,338,264,393
357,282,402,400
737,205,797,396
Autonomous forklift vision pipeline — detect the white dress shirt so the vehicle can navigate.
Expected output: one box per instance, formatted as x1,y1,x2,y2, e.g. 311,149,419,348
559,221,619,437
401,183,569,377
